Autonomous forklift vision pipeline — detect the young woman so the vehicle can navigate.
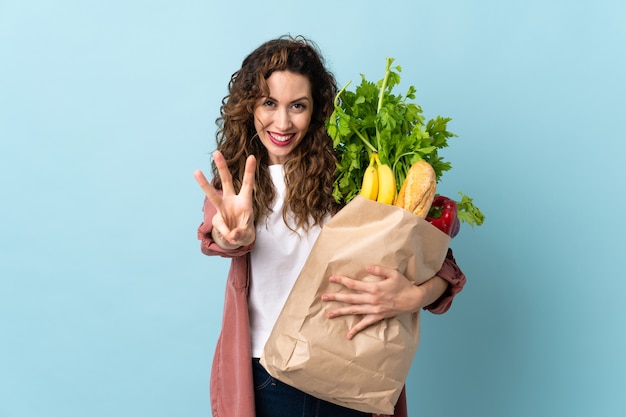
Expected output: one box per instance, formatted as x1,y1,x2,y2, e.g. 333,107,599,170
194,35,466,417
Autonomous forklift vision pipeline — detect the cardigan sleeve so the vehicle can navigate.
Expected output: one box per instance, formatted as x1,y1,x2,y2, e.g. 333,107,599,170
423,248,466,314
197,196,255,257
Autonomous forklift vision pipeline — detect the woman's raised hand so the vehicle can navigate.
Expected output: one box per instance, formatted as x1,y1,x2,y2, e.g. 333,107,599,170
194,150,257,249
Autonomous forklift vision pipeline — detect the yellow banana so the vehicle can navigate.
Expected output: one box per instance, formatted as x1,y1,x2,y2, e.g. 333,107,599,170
375,154,396,205
359,154,379,200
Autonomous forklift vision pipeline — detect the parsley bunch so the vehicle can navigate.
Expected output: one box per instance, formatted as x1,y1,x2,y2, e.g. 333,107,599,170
326,58,484,227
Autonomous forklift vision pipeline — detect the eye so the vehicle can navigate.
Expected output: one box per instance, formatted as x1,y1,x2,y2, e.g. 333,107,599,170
262,99,275,107
292,103,307,110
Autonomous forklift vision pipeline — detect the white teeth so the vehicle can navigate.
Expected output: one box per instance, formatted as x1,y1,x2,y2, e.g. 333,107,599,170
270,133,294,142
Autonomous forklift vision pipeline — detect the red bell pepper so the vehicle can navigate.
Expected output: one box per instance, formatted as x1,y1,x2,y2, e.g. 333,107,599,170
426,195,460,238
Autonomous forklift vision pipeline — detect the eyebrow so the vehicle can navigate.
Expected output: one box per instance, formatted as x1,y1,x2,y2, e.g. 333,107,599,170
266,95,311,104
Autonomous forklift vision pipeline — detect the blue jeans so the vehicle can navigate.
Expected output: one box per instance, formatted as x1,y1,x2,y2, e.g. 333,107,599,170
253,358,370,417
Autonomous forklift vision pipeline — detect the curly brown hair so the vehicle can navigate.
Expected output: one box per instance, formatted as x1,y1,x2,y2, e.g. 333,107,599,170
211,35,340,230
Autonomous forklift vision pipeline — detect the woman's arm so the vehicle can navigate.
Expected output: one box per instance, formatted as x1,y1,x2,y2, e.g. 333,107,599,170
422,249,467,314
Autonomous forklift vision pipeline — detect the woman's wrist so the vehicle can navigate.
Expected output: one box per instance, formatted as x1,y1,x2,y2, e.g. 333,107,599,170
415,276,449,310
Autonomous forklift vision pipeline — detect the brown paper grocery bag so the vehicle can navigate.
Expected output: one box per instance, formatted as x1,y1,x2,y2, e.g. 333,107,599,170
260,196,451,414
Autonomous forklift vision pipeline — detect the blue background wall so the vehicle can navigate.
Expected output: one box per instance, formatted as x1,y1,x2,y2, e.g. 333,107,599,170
1,1,624,416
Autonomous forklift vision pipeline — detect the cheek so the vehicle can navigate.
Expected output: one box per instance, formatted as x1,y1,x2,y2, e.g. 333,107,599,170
253,111,267,131
298,113,313,132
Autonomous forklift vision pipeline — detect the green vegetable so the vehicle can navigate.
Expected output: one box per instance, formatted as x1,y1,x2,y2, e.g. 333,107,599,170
326,57,485,227
455,192,486,228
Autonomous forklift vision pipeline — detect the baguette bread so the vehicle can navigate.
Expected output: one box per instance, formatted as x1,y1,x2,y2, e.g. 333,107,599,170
394,160,437,218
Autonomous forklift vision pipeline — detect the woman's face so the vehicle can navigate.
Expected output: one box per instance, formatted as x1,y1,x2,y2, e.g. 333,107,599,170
253,71,313,165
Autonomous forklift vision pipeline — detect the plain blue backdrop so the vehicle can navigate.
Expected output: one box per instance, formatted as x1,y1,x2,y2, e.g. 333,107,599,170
1,0,624,416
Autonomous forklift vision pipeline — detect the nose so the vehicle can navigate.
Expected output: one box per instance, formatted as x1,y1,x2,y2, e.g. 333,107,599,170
275,107,292,130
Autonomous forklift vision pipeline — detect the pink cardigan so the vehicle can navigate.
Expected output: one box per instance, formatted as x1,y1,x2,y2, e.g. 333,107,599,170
198,198,466,417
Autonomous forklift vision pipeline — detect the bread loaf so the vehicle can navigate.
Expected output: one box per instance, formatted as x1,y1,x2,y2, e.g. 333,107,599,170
394,160,437,218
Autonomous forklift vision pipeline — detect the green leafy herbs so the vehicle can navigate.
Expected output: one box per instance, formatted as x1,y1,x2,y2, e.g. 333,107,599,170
326,57,485,226
456,192,486,228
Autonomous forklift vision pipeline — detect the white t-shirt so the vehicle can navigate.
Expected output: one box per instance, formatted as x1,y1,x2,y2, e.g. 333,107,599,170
249,165,324,358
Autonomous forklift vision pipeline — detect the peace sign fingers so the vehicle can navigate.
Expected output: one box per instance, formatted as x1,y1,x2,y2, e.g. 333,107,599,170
193,169,222,210
193,150,257,249
212,150,235,195
239,153,257,199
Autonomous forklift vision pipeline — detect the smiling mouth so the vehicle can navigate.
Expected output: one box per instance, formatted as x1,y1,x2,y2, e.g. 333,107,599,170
268,132,295,146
